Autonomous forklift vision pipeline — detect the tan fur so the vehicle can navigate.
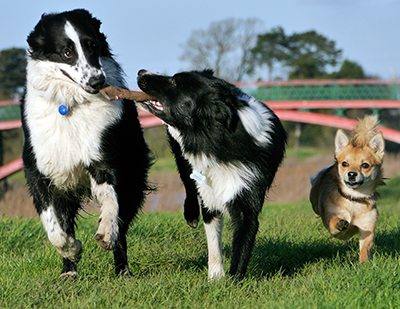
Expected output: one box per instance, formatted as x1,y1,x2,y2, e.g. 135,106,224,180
310,115,385,262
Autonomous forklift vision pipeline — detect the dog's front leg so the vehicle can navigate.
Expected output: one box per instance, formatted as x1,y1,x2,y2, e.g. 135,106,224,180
202,207,225,280
327,214,350,236
356,209,378,262
168,132,200,228
359,230,375,262
91,177,119,251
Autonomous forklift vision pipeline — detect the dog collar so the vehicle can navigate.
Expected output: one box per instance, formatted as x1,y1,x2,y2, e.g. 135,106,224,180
337,187,380,206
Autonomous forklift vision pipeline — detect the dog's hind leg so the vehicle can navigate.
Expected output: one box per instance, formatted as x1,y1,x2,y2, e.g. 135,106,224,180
202,206,225,280
40,202,82,278
228,196,262,280
25,166,81,277
112,195,137,276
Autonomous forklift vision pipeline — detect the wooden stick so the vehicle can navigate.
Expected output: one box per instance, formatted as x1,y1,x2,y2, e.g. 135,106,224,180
100,85,155,102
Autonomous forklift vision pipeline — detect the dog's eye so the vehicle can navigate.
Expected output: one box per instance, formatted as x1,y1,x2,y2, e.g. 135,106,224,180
341,161,349,167
361,163,370,169
64,50,74,59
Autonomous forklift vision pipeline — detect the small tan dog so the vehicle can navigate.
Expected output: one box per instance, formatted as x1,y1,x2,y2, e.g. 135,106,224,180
310,115,385,262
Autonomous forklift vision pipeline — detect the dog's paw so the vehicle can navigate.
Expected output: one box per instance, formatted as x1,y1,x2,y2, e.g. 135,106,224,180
186,218,199,229
95,217,118,250
184,195,200,229
116,266,132,277
94,232,115,250
59,271,78,280
336,219,349,231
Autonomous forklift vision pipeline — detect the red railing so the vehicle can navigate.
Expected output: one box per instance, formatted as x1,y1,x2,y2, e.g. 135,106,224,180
1,98,400,179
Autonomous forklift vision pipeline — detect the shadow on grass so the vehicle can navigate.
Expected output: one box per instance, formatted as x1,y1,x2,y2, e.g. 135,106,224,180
127,218,400,281
247,236,353,279
375,227,400,257
246,225,400,280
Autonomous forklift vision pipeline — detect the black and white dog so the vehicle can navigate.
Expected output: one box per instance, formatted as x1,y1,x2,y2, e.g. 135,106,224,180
21,9,152,278
137,69,287,280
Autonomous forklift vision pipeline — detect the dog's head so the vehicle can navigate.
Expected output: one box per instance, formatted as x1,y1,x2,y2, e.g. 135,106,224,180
27,9,110,94
136,69,241,132
334,129,385,191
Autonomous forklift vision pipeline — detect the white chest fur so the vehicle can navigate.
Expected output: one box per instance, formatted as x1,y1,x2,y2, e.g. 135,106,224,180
167,126,258,212
24,61,123,189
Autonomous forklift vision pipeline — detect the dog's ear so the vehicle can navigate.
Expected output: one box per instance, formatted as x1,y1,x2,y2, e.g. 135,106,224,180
221,103,239,133
202,69,215,76
83,11,109,57
88,13,102,32
195,101,238,133
335,129,350,155
27,13,49,52
369,132,385,160
215,95,240,133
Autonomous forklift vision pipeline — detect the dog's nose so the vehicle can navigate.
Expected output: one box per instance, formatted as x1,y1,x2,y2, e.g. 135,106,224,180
88,74,106,91
138,69,148,77
348,171,358,179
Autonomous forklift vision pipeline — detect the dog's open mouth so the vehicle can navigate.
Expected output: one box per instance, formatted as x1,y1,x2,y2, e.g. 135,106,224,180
345,180,363,189
142,100,164,111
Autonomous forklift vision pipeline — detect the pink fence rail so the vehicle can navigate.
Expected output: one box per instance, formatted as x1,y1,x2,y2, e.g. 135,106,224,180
1,100,400,179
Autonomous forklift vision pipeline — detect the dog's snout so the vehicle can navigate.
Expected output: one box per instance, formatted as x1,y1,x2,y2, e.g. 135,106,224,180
88,74,106,91
138,69,148,77
348,171,358,179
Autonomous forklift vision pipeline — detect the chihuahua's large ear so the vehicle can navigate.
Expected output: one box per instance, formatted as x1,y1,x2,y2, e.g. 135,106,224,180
335,129,350,155
369,132,385,160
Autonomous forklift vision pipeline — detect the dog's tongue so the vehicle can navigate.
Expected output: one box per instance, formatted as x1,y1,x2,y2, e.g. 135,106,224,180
99,85,155,102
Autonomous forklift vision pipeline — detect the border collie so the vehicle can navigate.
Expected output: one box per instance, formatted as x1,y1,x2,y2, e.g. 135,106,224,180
137,69,287,280
21,9,152,278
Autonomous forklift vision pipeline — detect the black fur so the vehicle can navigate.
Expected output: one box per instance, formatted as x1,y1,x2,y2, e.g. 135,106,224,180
137,69,287,280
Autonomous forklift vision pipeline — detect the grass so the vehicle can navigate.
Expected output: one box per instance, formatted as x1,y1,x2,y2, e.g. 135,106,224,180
1,177,400,308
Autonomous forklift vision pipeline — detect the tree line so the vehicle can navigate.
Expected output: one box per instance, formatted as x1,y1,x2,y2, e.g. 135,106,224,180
180,18,367,81
0,19,371,99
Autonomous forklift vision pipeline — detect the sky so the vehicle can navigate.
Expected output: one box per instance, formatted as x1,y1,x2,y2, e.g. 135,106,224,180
1,0,399,87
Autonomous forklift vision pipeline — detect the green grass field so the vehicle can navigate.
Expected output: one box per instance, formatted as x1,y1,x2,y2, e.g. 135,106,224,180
1,175,400,308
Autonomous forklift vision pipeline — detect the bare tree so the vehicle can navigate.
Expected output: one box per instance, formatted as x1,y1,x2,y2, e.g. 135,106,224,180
180,18,263,81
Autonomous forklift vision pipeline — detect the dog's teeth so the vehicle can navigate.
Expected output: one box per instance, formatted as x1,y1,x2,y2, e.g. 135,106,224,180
149,100,163,111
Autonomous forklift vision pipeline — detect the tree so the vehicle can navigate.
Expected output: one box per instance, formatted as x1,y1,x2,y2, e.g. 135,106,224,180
180,18,262,81
286,30,342,79
251,26,290,81
234,18,263,81
0,47,26,99
329,59,366,79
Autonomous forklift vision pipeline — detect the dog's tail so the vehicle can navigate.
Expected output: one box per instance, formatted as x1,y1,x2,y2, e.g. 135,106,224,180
351,115,380,147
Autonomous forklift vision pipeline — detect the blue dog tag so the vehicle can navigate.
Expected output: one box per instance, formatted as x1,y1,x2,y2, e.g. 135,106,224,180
190,170,206,185
58,104,70,115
